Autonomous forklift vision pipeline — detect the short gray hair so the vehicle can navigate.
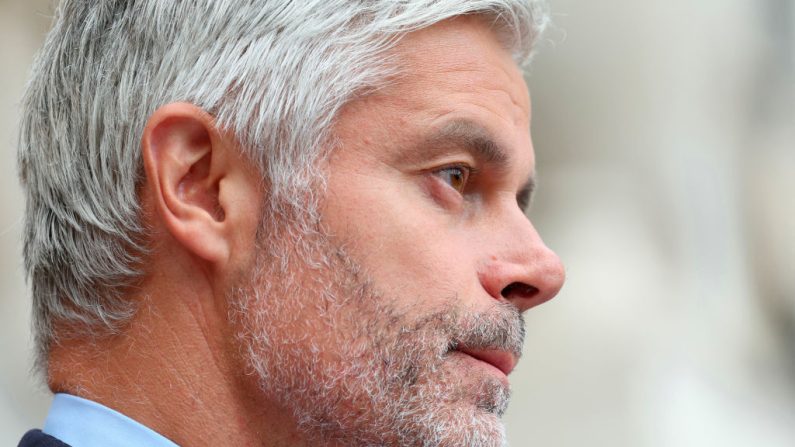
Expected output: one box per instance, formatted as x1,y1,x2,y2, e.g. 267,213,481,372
18,0,548,371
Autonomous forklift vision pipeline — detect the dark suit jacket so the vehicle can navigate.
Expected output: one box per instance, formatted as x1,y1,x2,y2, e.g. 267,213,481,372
17,430,71,447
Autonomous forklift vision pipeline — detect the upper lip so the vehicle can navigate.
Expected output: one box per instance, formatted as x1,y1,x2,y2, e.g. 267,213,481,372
456,347,517,376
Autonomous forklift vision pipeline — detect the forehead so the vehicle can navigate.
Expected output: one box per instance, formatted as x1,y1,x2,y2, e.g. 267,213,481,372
332,16,533,171
387,15,531,125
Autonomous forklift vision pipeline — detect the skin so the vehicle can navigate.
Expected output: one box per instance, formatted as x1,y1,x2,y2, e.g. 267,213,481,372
47,16,564,447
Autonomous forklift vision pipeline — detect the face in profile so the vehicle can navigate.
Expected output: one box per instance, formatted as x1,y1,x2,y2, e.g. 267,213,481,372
230,16,565,447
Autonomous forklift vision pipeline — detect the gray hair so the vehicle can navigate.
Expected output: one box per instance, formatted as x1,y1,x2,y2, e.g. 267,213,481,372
18,0,548,371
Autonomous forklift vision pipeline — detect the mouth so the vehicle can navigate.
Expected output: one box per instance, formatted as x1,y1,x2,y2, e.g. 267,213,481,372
455,347,517,377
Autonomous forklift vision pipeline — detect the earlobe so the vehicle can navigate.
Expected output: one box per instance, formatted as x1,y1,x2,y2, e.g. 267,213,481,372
142,103,231,264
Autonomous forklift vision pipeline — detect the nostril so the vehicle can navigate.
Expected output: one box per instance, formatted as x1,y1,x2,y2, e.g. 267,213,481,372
501,282,539,300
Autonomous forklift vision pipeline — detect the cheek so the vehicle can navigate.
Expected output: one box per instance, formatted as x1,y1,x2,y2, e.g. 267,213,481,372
323,177,479,310
375,222,466,297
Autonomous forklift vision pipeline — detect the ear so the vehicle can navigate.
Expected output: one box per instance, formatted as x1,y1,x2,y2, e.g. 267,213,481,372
141,102,238,266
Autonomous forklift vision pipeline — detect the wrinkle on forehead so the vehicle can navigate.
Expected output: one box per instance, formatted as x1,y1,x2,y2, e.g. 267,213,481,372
385,16,531,126
332,15,534,172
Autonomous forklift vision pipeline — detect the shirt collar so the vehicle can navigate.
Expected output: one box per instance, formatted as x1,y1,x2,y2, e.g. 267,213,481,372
43,393,179,447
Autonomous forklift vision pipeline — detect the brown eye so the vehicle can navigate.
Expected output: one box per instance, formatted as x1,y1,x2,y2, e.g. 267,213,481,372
435,166,470,194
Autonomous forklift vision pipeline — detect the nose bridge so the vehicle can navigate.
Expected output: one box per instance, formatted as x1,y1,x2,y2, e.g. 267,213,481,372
490,207,545,265
479,209,565,311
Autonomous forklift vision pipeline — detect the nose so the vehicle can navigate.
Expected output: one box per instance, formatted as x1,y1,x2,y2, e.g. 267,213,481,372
477,215,565,313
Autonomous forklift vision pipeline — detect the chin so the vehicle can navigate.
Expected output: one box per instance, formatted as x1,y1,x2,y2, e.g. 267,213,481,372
237,317,514,447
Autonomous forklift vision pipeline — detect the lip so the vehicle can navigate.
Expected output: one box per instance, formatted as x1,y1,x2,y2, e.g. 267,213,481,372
456,347,517,376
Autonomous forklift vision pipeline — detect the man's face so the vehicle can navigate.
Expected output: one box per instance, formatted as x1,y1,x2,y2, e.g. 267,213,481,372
230,16,564,447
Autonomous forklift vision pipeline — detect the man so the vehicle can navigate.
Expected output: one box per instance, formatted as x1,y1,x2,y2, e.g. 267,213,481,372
17,0,564,446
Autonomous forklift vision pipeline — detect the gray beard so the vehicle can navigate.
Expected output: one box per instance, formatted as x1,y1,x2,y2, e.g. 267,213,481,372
228,223,524,447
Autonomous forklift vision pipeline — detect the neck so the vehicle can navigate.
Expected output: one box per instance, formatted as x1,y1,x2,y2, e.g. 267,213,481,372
47,289,305,446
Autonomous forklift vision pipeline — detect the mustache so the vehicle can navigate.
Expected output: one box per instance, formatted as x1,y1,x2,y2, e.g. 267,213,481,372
382,300,525,389
396,301,525,362
448,301,526,361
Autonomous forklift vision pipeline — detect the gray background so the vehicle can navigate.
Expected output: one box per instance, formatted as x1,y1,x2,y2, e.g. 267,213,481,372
2,0,794,445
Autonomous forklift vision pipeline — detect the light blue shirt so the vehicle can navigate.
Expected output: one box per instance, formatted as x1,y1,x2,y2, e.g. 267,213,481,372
43,393,179,447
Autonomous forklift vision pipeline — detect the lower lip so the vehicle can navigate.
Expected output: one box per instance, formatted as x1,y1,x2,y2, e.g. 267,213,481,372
453,351,510,382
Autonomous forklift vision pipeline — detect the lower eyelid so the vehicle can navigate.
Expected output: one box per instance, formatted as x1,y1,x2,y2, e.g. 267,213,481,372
425,173,465,206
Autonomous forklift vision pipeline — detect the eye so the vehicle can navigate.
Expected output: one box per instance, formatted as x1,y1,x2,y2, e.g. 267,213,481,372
434,165,471,194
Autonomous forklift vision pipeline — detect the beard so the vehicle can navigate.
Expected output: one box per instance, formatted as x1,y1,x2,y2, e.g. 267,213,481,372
228,216,525,447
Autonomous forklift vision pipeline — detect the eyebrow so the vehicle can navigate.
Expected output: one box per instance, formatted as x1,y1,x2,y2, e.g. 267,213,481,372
411,119,536,212
423,120,508,165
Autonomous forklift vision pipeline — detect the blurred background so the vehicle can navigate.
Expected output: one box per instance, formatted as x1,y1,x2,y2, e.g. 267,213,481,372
1,0,793,445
